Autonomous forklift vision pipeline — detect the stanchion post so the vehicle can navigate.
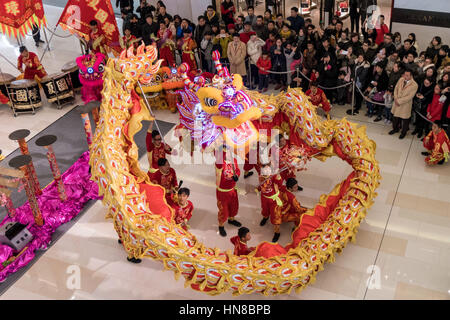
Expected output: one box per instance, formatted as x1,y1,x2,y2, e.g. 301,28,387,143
8,129,42,196
8,155,43,226
35,135,67,202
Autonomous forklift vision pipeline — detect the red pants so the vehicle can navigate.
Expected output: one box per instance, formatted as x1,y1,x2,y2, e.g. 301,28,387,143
217,189,239,225
424,139,445,165
182,52,197,71
24,68,47,80
243,162,260,175
160,47,175,67
261,196,282,225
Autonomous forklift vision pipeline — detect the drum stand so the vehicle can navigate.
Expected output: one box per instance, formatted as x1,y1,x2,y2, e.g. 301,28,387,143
49,76,74,110
0,65,18,116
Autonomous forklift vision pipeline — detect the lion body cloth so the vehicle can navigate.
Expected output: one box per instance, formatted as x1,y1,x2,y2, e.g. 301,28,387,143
90,45,381,296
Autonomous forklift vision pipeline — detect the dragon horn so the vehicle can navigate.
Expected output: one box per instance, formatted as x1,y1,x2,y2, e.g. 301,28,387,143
178,63,200,91
127,46,135,58
136,43,145,55
212,50,225,77
119,48,127,60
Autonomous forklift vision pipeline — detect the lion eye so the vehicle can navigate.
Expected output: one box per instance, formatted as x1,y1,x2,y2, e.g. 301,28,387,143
97,63,105,73
155,75,161,82
204,98,217,107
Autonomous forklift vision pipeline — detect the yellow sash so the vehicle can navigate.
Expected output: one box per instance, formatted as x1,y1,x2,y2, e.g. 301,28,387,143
263,191,283,206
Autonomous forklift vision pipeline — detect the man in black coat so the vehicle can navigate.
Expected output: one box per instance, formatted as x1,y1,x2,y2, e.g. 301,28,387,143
318,52,338,102
324,0,335,25
141,15,158,46
287,7,305,34
349,0,360,33
116,0,134,15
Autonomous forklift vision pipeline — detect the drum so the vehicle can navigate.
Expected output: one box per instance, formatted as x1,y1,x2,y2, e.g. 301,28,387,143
41,72,74,104
61,61,82,92
0,73,15,99
9,79,42,112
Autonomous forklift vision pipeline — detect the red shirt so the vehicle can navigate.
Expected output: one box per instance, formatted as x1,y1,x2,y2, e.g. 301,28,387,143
427,94,444,122
148,168,178,191
375,24,389,46
257,57,272,75
216,157,240,191
230,236,255,256
239,31,256,44
146,132,171,169
170,199,194,225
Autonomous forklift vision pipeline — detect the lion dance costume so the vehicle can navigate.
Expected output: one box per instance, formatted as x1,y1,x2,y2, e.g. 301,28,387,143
76,52,106,104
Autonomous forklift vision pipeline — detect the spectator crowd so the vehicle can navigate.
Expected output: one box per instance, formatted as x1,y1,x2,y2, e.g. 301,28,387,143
117,0,450,152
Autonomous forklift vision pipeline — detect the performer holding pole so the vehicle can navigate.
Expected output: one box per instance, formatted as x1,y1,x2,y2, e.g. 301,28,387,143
216,145,242,237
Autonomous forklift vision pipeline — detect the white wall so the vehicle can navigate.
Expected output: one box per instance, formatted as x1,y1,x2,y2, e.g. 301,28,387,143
393,0,450,13
148,0,211,22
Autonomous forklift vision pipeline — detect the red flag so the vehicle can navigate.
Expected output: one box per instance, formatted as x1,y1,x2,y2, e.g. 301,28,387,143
57,0,121,56
0,0,46,38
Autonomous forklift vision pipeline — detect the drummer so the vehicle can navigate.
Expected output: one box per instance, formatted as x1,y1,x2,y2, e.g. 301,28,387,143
88,20,107,55
17,46,47,81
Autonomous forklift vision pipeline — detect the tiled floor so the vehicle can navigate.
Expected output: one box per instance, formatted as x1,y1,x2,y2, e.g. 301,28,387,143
0,3,449,300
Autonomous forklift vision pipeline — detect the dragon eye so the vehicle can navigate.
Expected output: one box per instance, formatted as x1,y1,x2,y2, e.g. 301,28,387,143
204,98,217,107
97,63,105,73
155,74,162,82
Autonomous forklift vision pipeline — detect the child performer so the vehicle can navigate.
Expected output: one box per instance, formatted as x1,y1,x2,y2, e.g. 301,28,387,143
216,145,242,237
178,30,197,72
169,187,194,231
305,81,332,118
422,121,449,165
230,227,256,256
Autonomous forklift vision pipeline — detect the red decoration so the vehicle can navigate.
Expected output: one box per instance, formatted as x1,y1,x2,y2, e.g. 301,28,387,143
57,0,121,56
0,0,46,38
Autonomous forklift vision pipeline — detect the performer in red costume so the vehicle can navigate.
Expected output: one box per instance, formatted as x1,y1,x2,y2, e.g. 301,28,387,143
422,121,449,165
120,28,141,51
157,22,175,67
88,20,107,55
168,187,194,230
230,227,256,256
17,46,47,81
306,81,332,118
243,142,261,179
216,145,242,237
280,178,307,226
146,122,176,172
257,163,285,242
178,30,197,72
271,134,303,190
149,158,179,200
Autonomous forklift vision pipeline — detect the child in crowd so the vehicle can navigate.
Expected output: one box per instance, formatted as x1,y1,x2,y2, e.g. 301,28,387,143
383,86,394,124
257,51,271,92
